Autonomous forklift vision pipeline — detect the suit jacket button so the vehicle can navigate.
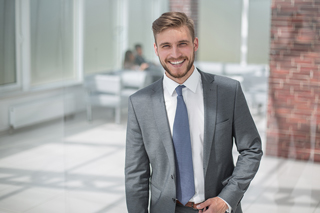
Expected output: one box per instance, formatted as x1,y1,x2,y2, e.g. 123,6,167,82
172,198,176,203
171,175,174,179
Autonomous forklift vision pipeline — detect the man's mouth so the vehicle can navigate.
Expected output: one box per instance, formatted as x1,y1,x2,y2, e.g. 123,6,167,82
168,59,186,65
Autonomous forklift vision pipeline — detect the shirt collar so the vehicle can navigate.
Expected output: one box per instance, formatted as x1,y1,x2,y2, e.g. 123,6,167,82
163,66,200,96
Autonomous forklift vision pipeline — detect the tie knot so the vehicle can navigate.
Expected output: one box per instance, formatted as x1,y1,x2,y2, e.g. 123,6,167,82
175,85,185,96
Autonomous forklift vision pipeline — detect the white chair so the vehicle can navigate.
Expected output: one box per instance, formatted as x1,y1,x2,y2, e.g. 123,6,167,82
194,61,224,75
85,74,124,124
121,71,147,97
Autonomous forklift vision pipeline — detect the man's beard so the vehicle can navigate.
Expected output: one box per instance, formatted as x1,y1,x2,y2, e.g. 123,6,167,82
159,50,195,79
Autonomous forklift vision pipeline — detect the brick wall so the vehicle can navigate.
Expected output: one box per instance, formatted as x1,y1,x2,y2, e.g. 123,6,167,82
267,0,320,162
169,0,199,37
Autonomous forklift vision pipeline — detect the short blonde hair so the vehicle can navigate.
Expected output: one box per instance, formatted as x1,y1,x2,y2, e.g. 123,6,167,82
152,12,195,43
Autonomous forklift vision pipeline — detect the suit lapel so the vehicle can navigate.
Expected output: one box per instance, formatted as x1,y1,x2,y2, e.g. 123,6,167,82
200,71,218,176
151,78,176,173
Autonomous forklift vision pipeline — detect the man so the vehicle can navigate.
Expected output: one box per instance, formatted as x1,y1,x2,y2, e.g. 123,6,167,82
134,44,147,66
125,12,262,213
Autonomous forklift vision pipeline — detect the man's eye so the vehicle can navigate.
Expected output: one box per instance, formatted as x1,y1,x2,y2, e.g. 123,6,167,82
162,45,170,48
179,43,187,46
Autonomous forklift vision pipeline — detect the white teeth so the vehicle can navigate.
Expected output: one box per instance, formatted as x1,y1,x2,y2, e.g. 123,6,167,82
170,60,184,65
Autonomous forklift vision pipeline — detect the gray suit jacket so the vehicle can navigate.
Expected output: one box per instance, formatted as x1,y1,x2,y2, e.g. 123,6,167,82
125,69,263,213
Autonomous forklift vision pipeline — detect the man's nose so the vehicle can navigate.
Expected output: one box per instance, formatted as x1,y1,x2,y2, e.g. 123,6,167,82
170,46,182,59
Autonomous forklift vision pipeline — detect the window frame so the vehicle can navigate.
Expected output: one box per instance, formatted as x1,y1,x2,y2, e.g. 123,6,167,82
0,0,21,94
0,0,84,96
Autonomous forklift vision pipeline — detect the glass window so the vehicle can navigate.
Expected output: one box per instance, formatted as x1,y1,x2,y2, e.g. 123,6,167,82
247,0,271,64
198,0,242,63
0,0,16,87
83,0,116,74
127,0,156,63
30,0,74,86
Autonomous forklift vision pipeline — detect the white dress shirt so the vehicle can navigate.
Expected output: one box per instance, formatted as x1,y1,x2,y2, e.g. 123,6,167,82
163,67,205,203
163,67,231,212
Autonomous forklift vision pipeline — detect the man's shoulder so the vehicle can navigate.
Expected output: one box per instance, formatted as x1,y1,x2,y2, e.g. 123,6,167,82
215,74,239,87
198,69,239,88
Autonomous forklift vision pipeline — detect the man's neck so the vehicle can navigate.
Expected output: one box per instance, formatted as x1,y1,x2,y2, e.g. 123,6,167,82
165,65,195,84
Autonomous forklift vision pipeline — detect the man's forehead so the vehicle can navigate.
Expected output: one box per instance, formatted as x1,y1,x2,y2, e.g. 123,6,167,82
155,26,192,44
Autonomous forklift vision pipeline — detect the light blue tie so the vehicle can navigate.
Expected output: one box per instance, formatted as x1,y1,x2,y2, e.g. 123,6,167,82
172,85,195,205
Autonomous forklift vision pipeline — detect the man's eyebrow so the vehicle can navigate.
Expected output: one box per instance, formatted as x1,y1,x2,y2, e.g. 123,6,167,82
159,40,190,46
178,40,190,43
159,42,171,46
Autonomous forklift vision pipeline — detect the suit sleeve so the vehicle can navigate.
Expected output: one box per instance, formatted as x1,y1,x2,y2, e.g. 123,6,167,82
125,96,150,213
218,81,263,211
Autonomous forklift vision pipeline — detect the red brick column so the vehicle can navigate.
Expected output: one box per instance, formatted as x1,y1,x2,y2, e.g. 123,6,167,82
169,0,198,36
267,0,320,162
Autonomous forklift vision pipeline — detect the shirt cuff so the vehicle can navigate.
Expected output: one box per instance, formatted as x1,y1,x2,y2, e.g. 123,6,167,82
218,197,232,213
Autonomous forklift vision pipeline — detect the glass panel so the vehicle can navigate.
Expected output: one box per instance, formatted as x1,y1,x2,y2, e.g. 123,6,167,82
198,0,242,63
30,0,74,86
83,0,115,74
127,0,156,65
0,0,16,86
247,0,271,64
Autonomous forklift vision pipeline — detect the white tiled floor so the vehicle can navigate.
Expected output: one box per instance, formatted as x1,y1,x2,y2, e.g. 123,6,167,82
0,108,319,213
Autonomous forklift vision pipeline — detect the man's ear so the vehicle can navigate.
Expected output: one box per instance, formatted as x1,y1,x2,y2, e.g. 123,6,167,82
154,43,159,56
194,37,199,52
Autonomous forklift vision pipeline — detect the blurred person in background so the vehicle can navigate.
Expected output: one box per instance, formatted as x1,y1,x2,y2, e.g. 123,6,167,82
123,49,148,71
134,43,147,66
125,12,263,213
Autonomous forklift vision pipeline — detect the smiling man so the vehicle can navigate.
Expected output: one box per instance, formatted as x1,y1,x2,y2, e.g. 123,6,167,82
153,24,197,83
125,12,263,213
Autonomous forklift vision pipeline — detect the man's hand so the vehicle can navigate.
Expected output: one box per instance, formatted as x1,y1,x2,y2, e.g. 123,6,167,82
139,63,149,70
196,197,228,213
